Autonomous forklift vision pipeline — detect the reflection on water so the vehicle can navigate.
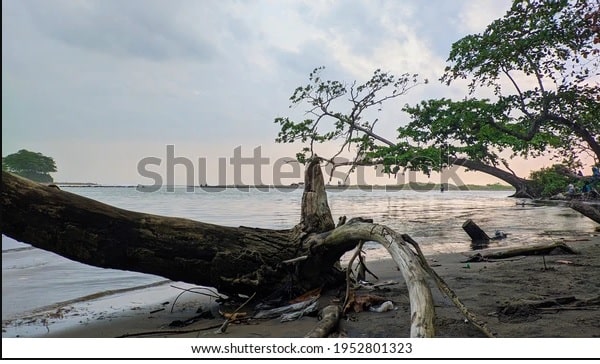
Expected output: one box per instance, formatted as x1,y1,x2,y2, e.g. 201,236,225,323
2,187,596,322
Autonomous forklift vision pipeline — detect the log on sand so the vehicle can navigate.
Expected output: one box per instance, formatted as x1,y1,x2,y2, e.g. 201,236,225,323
1,162,491,338
464,242,578,262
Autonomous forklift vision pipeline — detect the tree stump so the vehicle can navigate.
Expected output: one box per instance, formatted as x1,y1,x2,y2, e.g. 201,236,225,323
462,219,490,248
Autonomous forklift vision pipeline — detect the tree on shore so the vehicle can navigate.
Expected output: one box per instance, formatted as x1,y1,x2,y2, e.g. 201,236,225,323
2,149,57,183
1,163,446,337
275,0,599,198
2,0,599,338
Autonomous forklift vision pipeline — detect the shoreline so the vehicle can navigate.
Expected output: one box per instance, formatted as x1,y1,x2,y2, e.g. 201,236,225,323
3,235,599,339
58,184,515,191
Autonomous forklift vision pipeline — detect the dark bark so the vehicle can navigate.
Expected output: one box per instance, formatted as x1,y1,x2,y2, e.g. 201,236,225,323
452,158,539,198
0,160,344,299
462,219,491,243
1,163,495,338
569,201,600,224
462,219,491,250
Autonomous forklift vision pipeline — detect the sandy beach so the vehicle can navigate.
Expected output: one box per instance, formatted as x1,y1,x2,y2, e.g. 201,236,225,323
4,234,599,339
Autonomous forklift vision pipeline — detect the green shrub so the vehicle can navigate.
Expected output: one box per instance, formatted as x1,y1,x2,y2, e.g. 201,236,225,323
529,164,577,197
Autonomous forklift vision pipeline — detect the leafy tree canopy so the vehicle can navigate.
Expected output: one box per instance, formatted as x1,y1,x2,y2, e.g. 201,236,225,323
274,0,599,196
430,0,599,165
2,149,57,183
275,66,427,168
389,0,599,172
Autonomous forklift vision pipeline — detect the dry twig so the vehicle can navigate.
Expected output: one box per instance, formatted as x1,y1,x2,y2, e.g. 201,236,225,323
215,292,256,334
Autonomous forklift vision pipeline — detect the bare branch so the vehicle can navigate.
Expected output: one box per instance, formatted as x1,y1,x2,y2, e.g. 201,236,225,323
485,115,544,141
502,67,531,117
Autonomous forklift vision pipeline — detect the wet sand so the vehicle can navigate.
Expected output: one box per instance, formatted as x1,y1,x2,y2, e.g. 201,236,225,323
3,236,599,339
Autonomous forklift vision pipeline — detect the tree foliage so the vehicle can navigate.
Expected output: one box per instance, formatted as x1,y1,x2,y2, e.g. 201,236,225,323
529,164,578,197
274,0,599,197
2,149,57,183
438,0,599,163
393,0,599,172
275,66,426,166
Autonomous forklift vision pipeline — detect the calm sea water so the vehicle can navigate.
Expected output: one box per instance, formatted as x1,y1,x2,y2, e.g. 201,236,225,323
2,187,596,323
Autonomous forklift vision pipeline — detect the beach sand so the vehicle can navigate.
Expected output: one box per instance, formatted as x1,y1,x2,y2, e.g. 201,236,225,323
3,236,599,339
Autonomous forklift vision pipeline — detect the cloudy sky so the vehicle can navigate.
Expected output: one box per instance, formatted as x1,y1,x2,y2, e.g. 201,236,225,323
3,0,526,186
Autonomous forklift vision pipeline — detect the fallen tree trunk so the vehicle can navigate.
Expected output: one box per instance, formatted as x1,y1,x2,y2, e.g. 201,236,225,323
569,201,600,224
1,162,486,338
0,161,347,299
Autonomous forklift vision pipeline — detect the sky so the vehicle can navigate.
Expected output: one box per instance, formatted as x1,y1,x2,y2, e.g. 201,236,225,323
1,0,545,187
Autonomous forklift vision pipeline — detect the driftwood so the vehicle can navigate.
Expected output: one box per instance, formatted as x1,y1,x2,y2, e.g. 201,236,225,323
307,220,436,337
215,293,255,334
402,234,495,338
1,161,346,299
462,219,490,244
1,160,489,338
464,242,578,262
305,305,342,338
569,201,600,224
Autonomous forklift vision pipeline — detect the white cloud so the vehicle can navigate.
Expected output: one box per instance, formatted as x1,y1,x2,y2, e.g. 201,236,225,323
458,0,512,33
3,0,517,184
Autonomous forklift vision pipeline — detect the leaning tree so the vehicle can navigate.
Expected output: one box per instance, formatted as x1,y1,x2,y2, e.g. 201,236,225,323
397,0,600,198
2,0,597,339
275,0,600,198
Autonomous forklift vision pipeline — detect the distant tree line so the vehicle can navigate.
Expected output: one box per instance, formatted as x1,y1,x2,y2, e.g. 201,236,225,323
2,149,57,183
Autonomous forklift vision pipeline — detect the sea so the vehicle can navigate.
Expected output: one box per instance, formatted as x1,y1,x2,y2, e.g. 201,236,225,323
2,186,597,335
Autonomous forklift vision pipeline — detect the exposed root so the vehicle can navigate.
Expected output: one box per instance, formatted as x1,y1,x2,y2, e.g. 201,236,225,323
402,234,496,338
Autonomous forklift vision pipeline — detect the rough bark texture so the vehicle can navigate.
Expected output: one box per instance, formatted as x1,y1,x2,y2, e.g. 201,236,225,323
299,159,335,234
0,160,342,299
2,164,442,337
